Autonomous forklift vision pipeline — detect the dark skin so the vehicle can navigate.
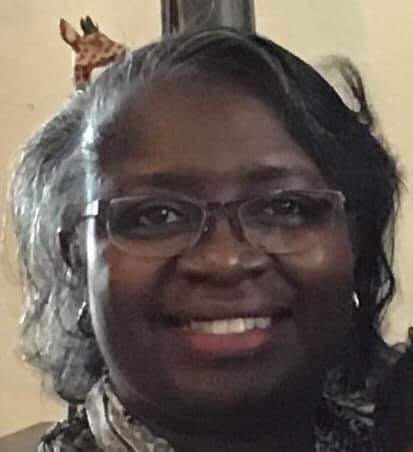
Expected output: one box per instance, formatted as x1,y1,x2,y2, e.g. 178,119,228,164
85,80,355,452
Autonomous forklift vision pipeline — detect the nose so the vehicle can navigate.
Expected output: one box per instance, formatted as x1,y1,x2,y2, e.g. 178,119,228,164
177,217,272,285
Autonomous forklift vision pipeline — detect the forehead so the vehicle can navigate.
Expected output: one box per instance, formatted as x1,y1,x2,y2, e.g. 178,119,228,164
97,80,325,194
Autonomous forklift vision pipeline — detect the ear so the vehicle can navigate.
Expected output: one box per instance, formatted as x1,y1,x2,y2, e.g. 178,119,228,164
59,18,81,51
80,15,99,34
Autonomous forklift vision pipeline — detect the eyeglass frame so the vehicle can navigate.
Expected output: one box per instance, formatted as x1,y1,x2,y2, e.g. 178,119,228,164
82,188,347,258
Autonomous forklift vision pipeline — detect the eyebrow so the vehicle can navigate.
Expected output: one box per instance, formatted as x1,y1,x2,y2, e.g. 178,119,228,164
242,165,323,185
119,165,324,192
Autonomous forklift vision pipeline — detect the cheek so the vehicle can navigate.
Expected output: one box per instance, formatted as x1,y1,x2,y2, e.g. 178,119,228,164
280,230,355,353
93,243,168,313
87,239,166,339
87,242,174,383
288,235,354,288
108,249,160,294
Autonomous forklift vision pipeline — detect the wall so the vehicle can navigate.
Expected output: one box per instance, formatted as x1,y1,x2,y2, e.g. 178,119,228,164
0,0,412,437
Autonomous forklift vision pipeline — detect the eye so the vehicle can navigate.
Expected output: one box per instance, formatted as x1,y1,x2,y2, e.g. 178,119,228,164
137,206,182,226
259,197,308,227
244,192,333,229
109,197,203,240
263,199,302,216
118,203,187,232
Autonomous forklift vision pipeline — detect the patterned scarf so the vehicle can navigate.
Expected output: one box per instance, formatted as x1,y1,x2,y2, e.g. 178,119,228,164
85,377,174,451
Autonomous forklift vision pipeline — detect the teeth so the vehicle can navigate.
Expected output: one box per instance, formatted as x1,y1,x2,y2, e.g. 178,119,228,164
244,318,255,331
211,320,230,334
188,317,272,335
255,317,271,329
229,318,245,333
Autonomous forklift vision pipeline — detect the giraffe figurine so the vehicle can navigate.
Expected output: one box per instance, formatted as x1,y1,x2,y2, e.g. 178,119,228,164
60,16,127,90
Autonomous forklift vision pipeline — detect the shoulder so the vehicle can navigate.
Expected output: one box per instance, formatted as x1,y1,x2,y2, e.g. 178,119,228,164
376,344,413,452
37,408,101,451
315,396,380,452
0,423,54,452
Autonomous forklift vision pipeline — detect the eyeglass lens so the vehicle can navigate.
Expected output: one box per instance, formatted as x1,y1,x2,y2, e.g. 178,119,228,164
107,191,343,257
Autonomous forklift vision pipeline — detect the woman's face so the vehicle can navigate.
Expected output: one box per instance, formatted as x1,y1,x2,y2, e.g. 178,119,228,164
86,80,355,418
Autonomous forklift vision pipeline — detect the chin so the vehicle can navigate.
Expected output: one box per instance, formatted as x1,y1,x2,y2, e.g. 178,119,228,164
163,360,316,419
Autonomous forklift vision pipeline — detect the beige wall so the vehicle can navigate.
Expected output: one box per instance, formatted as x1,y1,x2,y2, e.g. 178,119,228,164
0,0,412,437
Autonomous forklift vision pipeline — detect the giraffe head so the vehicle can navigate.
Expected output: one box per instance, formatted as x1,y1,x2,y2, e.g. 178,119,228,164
60,16,127,90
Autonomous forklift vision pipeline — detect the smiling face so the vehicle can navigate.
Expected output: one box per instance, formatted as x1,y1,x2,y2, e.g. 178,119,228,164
85,79,355,423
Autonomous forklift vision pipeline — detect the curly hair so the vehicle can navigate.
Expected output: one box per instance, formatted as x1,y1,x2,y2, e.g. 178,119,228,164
10,28,402,404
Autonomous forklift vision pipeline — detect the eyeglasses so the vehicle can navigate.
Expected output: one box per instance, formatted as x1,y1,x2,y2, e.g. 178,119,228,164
83,189,346,258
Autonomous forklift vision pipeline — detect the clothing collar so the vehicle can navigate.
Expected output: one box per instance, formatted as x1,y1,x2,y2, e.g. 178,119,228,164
85,376,175,451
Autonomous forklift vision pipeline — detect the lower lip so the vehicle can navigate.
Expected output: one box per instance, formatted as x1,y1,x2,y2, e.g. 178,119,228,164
176,317,291,357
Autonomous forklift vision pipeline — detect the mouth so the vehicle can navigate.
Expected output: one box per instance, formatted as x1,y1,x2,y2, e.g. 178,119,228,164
160,309,293,357
164,309,291,333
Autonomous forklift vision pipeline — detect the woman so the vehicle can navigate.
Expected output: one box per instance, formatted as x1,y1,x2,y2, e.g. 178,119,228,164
8,28,403,451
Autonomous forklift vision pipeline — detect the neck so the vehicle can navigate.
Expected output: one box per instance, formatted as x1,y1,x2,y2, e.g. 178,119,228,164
155,417,316,452
114,386,320,452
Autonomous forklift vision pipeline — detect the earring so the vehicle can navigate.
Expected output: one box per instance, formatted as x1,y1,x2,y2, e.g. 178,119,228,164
77,301,94,338
352,292,361,310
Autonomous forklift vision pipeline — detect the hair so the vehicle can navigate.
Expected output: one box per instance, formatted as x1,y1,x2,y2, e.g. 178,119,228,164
375,332,413,450
10,28,401,404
